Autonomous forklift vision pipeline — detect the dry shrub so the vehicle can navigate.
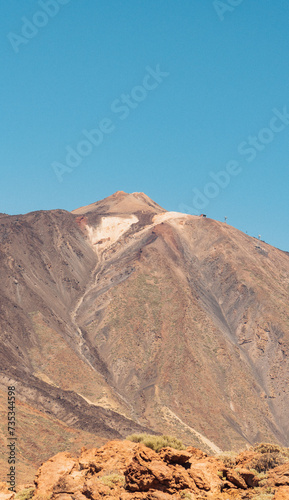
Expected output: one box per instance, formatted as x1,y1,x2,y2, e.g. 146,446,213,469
99,473,125,489
250,452,286,473
216,451,237,468
253,443,282,454
251,494,274,500
15,489,35,500
253,442,289,459
249,442,289,473
180,492,194,499
126,433,185,452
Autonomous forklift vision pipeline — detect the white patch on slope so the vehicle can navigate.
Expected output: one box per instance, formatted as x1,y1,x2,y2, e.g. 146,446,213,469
162,406,222,454
87,215,138,253
152,212,191,224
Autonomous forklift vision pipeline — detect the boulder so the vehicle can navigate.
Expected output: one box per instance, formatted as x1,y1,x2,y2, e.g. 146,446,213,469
273,486,289,499
125,449,173,492
188,461,222,494
34,452,79,498
159,447,192,465
186,446,207,461
236,468,259,487
124,445,194,493
225,469,247,489
31,440,278,499
0,482,15,500
79,439,137,473
269,462,289,486
235,449,260,468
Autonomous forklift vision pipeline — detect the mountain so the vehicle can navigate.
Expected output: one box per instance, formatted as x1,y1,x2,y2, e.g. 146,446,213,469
0,191,289,482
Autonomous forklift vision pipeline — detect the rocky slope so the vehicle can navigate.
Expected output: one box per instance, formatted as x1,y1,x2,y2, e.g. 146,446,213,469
0,191,289,482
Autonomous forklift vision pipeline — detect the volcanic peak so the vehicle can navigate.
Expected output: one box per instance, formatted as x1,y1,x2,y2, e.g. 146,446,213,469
71,191,165,216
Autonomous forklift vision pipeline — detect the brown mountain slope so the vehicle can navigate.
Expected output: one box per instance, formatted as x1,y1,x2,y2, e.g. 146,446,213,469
0,191,289,482
72,190,165,215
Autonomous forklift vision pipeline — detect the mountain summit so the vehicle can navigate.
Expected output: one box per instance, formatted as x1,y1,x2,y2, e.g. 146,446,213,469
72,191,165,215
0,193,288,482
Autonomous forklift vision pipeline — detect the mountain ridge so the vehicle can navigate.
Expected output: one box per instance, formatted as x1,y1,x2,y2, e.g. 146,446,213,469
71,191,166,216
0,191,288,482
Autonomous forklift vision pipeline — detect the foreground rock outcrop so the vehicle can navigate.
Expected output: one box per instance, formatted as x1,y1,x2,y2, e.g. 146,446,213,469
4,440,289,499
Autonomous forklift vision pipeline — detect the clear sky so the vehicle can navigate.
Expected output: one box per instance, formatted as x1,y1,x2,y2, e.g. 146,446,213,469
1,1,289,250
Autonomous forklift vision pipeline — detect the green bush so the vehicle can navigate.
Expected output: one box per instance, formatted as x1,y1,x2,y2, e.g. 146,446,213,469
126,433,185,452
15,488,35,500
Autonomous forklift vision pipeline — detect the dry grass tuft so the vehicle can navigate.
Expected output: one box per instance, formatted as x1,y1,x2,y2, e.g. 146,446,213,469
15,489,35,500
98,472,125,489
126,433,185,452
216,450,238,468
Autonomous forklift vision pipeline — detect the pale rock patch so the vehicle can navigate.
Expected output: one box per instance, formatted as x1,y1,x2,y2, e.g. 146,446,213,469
152,211,191,224
87,215,138,253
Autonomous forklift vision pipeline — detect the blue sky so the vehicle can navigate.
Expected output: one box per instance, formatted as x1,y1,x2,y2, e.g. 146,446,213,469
1,0,289,250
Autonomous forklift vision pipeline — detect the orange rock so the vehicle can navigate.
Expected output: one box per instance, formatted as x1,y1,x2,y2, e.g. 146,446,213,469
235,449,259,468
225,469,247,489
0,481,15,500
125,444,194,493
31,440,272,499
235,468,259,487
79,439,137,474
52,469,86,495
269,462,289,486
159,447,192,465
83,478,115,500
188,461,222,494
120,492,182,499
125,457,172,492
50,495,75,500
34,452,78,498
186,447,207,461
273,486,289,499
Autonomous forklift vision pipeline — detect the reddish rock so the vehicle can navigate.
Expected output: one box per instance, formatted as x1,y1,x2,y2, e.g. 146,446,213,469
124,444,195,494
225,469,247,489
0,482,15,500
159,447,192,465
125,447,174,492
79,439,137,474
82,478,114,500
235,449,260,468
273,486,289,499
30,440,288,500
269,462,289,486
120,492,182,499
186,447,208,461
188,460,222,494
237,468,259,487
34,451,78,498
